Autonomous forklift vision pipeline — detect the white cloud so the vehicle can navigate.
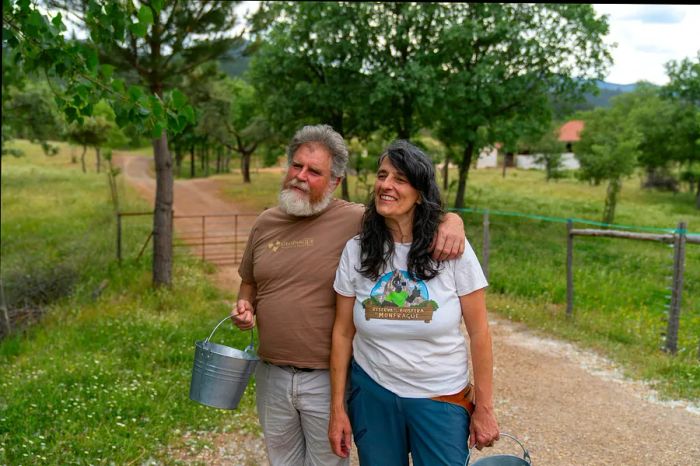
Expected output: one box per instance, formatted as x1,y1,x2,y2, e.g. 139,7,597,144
593,4,700,85
620,5,686,24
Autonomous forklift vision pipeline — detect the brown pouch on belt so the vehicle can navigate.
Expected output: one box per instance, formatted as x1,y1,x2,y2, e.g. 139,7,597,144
431,383,475,415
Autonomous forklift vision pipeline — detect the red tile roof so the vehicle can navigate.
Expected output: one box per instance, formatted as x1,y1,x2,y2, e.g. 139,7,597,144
558,120,584,142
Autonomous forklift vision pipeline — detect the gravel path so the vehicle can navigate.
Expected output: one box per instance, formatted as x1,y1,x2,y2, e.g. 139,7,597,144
120,155,700,465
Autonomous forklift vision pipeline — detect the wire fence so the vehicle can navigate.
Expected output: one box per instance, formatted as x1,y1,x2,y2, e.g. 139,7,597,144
449,207,699,357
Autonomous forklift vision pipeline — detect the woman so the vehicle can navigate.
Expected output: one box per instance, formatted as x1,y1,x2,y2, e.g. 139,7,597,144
328,140,499,465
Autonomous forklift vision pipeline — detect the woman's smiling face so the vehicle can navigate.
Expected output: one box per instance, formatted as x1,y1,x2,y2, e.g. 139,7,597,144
374,157,420,224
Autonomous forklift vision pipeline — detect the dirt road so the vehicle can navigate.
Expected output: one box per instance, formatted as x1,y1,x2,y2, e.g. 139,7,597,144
119,154,700,465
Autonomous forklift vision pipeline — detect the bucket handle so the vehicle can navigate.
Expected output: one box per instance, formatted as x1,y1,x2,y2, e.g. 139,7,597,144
205,316,256,353
465,432,531,465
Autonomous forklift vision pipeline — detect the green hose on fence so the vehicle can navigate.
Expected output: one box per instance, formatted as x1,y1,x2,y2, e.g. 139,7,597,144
447,207,699,236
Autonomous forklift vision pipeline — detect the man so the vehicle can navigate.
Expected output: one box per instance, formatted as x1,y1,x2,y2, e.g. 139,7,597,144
231,124,465,465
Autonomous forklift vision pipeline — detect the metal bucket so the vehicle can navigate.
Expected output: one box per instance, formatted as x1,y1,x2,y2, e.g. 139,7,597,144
467,433,532,466
189,316,259,410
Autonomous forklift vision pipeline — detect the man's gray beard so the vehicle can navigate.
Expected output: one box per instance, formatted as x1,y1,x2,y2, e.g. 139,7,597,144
278,187,334,217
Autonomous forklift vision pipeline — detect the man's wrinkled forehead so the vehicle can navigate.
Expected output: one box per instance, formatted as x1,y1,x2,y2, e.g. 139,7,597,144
288,143,333,174
292,141,331,159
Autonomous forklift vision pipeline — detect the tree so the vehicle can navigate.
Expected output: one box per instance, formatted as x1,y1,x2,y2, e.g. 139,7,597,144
197,77,271,183
248,1,373,199
1,77,63,156
363,3,448,140
663,52,700,208
7,0,244,286
526,125,566,182
65,115,111,173
433,4,611,208
576,106,641,224
608,84,679,190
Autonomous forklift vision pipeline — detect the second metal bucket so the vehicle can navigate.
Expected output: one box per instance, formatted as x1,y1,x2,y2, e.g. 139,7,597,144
467,433,532,466
189,316,259,410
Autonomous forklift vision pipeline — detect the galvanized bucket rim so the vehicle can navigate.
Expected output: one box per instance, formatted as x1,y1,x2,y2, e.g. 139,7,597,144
466,432,531,466
204,316,258,356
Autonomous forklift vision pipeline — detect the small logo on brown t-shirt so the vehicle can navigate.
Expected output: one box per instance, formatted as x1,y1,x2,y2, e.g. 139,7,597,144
267,238,315,252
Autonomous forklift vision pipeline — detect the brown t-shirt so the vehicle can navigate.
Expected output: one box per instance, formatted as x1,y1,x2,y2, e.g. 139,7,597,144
238,199,364,368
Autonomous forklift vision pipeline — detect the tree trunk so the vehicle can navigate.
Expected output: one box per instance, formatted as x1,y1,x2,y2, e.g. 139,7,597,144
175,146,182,176
327,114,350,201
95,146,101,173
695,181,700,209
205,146,210,177
106,156,119,212
603,177,621,225
341,176,350,201
241,151,252,183
442,152,449,192
216,146,222,173
152,131,173,287
454,142,475,209
190,145,195,178
80,145,87,173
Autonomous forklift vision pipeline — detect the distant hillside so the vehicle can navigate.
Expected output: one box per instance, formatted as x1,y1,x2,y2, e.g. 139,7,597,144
553,80,654,119
583,80,644,108
219,41,251,79
594,80,638,93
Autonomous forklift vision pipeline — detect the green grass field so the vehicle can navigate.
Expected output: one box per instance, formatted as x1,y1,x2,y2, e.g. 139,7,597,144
0,142,258,464
1,142,698,464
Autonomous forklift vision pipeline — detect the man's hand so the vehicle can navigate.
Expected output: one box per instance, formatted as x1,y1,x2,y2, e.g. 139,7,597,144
431,212,466,261
230,299,255,330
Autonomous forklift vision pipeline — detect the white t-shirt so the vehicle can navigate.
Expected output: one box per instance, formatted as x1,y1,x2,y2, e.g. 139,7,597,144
333,235,488,398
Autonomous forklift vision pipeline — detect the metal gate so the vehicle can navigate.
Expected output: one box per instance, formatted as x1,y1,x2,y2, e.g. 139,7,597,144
116,211,258,266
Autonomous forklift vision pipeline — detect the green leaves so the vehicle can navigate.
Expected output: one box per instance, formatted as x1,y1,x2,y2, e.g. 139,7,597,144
138,5,154,25
111,78,126,94
170,89,187,109
128,21,147,38
129,5,153,38
51,12,65,32
151,0,164,15
83,47,98,73
100,64,114,80
127,85,143,102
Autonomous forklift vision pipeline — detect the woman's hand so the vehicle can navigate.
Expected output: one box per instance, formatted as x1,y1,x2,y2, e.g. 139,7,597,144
328,408,353,458
469,404,500,450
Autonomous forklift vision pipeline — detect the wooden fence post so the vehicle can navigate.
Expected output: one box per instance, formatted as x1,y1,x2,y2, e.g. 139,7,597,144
566,219,574,317
664,221,686,354
482,210,490,280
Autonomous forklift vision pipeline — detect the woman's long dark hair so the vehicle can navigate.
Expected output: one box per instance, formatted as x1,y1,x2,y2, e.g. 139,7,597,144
357,140,444,281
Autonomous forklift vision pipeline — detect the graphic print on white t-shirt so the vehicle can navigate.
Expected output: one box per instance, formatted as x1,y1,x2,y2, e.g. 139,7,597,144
362,269,439,323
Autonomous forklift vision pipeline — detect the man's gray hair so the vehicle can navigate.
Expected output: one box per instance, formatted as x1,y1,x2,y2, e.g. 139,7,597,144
286,124,349,178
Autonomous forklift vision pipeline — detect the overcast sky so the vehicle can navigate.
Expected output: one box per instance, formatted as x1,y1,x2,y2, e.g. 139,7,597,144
592,4,700,85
